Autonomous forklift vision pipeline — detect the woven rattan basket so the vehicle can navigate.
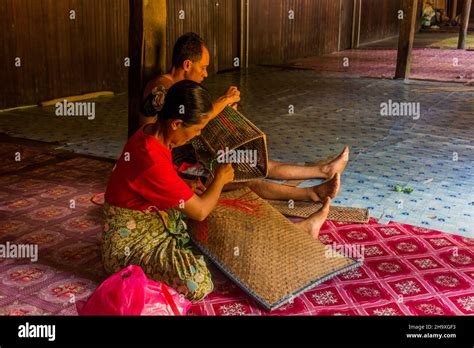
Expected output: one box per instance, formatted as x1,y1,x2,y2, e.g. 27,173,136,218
192,106,268,182
188,189,362,311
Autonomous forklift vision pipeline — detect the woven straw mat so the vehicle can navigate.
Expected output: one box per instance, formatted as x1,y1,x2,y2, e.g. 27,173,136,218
187,189,362,311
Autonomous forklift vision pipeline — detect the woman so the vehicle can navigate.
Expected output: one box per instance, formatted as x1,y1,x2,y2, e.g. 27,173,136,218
102,80,234,302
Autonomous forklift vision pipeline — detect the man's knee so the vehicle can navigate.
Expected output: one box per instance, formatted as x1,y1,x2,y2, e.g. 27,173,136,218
266,159,279,177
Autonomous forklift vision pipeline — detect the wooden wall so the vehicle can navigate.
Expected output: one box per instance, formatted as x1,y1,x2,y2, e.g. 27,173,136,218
0,0,129,109
166,0,373,68
1,0,411,109
216,0,240,72
245,0,406,64
427,0,447,10
359,0,402,45
166,0,240,73
248,0,342,65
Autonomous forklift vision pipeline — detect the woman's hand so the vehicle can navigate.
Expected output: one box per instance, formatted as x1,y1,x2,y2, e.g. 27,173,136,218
215,164,234,185
191,178,207,195
179,164,234,221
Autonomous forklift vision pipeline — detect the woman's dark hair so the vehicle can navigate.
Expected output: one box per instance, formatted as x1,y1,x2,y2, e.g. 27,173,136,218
159,80,213,127
172,32,206,68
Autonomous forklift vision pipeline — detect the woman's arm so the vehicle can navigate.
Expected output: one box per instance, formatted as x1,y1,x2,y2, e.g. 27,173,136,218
182,178,207,195
178,164,234,221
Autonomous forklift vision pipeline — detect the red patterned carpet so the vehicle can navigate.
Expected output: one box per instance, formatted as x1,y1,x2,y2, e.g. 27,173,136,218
0,140,473,316
289,48,474,84
190,218,474,316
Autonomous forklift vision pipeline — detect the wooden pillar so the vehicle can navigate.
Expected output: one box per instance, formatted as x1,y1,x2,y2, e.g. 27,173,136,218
458,0,472,49
240,0,249,68
352,0,361,49
451,0,458,18
213,1,219,72
338,0,343,51
128,0,167,138
395,0,418,79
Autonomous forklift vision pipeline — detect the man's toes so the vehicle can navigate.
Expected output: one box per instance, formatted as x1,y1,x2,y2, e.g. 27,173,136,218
342,147,349,161
334,147,348,161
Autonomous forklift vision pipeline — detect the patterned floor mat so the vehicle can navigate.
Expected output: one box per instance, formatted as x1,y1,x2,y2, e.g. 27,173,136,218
189,218,474,316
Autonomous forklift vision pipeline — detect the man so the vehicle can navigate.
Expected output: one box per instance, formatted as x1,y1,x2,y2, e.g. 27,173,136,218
140,32,348,206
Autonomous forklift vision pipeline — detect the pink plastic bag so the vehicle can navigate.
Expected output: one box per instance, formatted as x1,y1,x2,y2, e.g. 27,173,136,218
77,265,191,316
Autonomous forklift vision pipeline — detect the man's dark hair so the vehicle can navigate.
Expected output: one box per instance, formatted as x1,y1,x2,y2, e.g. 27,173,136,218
171,32,206,68
159,80,213,127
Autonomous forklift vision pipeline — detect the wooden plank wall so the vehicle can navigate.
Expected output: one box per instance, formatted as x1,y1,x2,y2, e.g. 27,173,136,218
359,0,402,45
0,0,129,109
427,0,447,10
166,0,216,73
1,0,412,108
248,0,342,65
166,0,240,73
216,0,240,71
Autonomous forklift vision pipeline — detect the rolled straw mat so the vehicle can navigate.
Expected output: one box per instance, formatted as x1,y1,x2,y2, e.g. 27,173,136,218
188,189,362,311
267,200,370,223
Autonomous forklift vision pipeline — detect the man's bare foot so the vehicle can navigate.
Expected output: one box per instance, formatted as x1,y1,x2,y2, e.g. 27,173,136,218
308,173,340,202
321,147,349,179
296,199,331,239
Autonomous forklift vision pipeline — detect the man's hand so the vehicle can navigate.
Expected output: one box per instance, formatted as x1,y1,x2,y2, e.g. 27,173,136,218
211,86,241,119
223,86,240,106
